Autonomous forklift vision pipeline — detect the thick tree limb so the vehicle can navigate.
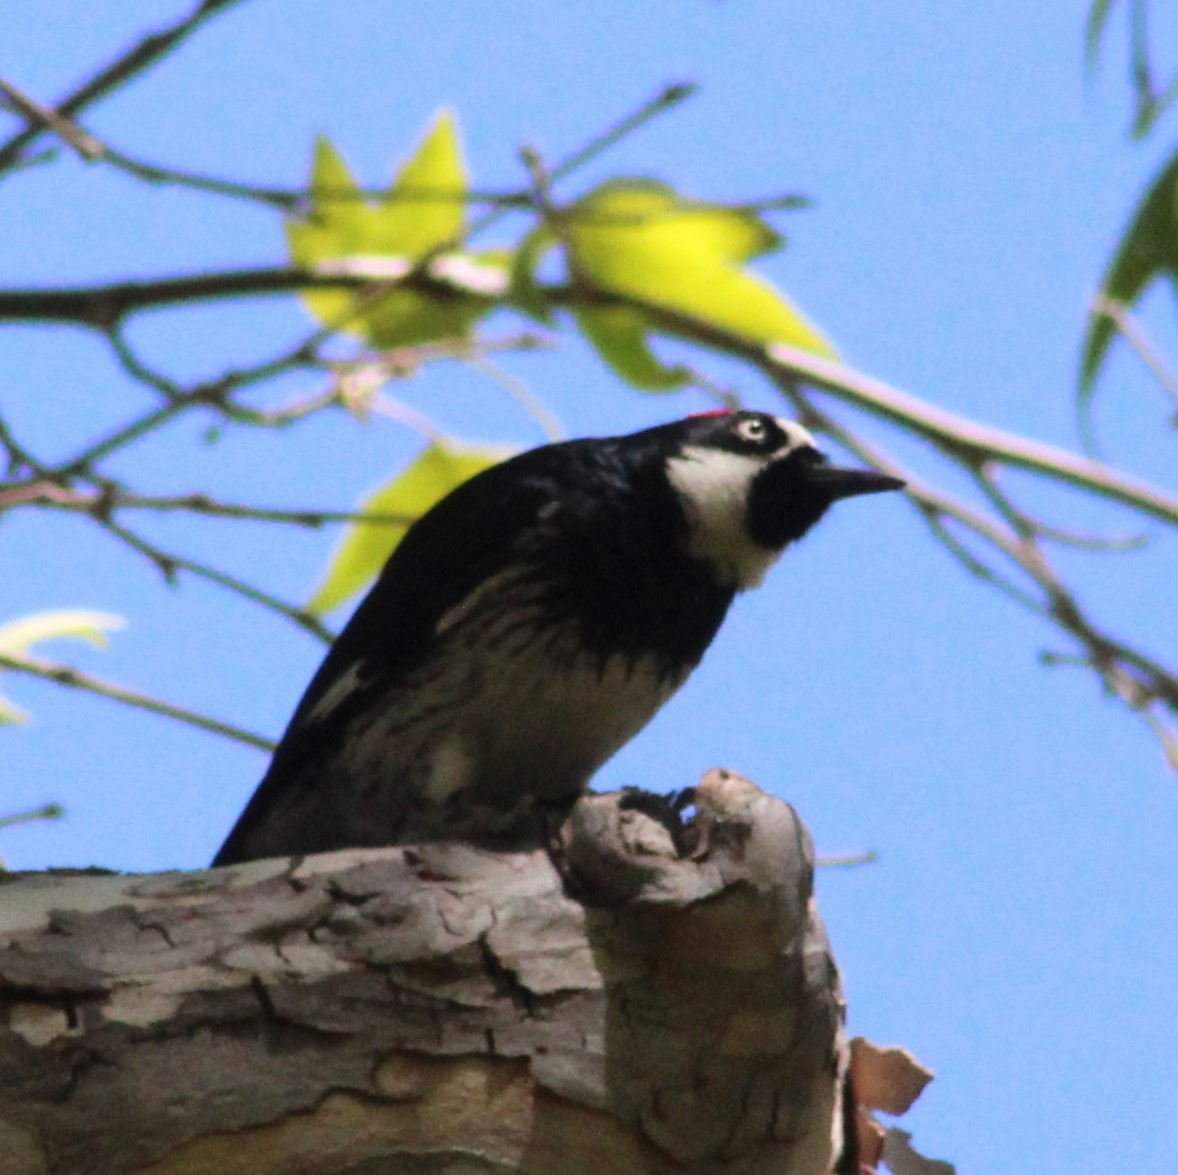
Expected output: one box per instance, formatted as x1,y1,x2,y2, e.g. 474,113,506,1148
0,774,940,1175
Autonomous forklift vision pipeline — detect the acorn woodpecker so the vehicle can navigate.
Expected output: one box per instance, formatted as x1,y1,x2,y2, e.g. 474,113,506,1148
213,410,903,865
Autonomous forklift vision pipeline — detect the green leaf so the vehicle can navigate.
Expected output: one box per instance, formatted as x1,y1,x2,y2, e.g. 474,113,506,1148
0,610,125,725
307,439,514,615
564,178,835,388
508,222,559,325
380,108,465,254
1079,147,1178,424
286,113,500,349
286,136,373,330
574,304,690,390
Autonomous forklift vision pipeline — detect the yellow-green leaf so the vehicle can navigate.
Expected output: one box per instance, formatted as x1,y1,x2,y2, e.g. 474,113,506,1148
574,304,690,390
509,222,559,325
286,114,497,348
363,249,509,349
578,179,780,262
307,439,514,615
565,178,835,387
287,135,379,330
380,108,466,255
0,610,125,725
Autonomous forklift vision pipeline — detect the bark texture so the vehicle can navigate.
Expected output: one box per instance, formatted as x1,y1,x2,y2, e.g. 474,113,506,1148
0,772,854,1175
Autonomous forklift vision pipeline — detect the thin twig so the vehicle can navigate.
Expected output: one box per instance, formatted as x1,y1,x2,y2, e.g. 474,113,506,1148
0,78,104,160
547,82,698,188
2,482,415,528
0,0,247,173
0,652,275,752
0,412,52,477
778,384,1178,739
99,517,334,643
1092,294,1178,411
101,142,531,212
1030,521,1149,551
761,342,1178,527
16,271,1171,531
815,851,879,868
0,803,64,831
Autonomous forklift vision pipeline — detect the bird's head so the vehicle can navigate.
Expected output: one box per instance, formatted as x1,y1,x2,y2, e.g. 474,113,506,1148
659,409,904,589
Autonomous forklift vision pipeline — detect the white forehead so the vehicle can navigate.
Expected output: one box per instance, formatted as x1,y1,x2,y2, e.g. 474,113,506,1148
776,418,817,451
665,416,815,589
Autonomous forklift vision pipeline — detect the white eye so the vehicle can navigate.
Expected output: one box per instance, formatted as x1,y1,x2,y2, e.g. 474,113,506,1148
736,418,768,443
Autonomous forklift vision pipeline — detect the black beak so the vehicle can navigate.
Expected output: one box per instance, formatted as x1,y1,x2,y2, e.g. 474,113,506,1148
746,449,904,550
802,463,906,501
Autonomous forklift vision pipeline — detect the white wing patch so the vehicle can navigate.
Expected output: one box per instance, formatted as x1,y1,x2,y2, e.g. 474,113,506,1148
422,735,475,803
304,661,367,725
666,446,780,589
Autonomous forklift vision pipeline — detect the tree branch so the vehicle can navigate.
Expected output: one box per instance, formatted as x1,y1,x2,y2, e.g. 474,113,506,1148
0,777,944,1174
0,0,249,174
97,517,334,643
761,342,1178,528
0,651,274,751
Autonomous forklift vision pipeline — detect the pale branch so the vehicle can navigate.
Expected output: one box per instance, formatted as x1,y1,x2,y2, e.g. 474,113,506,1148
761,342,1178,527
7,271,1175,530
0,651,274,752
815,850,879,868
1023,521,1148,552
0,0,248,174
779,394,1056,616
1092,294,1178,414
0,78,103,160
465,353,567,441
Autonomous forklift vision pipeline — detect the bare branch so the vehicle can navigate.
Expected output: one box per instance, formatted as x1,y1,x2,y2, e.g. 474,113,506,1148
0,481,416,528
1092,294,1178,413
771,378,1178,758
762,343,1178,527
98,517,334,644
0,803,63,831
0,78,103,160
100,141,532,212
0,651,275,751
0,0,248,174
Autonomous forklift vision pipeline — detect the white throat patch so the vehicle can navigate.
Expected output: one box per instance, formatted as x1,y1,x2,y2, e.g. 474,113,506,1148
666,446,781,589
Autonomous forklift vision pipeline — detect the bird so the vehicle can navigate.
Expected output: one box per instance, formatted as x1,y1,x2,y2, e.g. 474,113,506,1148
212,410,903,865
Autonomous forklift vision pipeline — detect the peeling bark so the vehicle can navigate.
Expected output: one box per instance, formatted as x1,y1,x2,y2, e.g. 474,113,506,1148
0,772,928,1175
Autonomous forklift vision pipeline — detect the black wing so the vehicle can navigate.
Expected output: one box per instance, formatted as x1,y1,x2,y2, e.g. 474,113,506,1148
212,438,604,864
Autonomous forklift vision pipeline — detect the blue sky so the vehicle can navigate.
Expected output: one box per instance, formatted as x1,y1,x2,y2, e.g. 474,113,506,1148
3,3,1177,1170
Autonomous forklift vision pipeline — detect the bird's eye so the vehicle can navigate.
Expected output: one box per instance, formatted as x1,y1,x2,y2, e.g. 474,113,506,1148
736,418,768,444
